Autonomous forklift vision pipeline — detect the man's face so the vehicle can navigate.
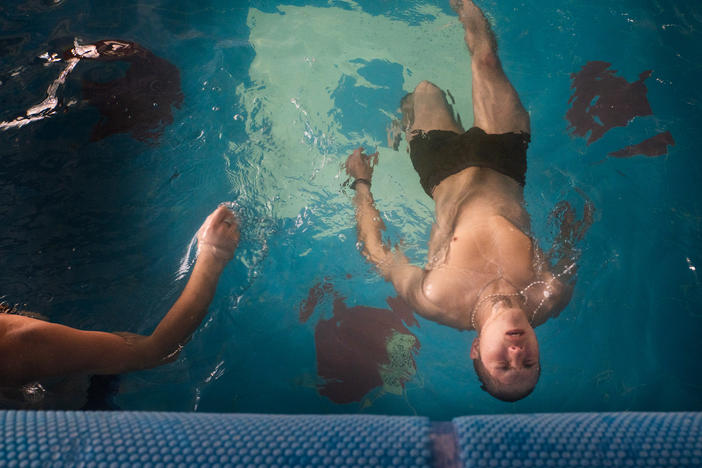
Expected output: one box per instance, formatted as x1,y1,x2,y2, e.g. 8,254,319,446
470,306,540,385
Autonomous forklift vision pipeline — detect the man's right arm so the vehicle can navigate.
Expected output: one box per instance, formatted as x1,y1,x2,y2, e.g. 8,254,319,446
346,147,443,320
345,147,394,273
351,181,392,271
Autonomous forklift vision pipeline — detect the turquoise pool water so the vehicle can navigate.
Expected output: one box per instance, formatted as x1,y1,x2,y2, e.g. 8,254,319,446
0,0,700,418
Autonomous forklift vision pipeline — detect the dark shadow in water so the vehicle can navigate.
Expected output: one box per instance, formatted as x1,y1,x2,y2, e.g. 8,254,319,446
608,131,675,158
65,39,184,142
299,280,330,323
81,375,121,411
567,61,676,159
16,0,68,13
567,61,653,144
0,36,26,57
300,281,420,404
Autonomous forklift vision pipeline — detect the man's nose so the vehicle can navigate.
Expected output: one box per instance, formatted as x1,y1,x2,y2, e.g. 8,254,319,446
507,345,524,358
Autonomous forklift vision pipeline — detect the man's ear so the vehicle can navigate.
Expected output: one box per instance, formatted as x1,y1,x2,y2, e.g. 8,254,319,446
470,337,479,360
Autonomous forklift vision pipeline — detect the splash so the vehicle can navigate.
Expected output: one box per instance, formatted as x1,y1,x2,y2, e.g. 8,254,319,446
304,282,420,404
608,131,675,158
567,61,653,144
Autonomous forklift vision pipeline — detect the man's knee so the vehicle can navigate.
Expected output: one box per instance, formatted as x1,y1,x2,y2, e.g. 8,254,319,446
413,80,443,97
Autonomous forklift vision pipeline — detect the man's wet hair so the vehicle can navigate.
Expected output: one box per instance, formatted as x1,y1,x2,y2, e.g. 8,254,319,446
472,356,540,402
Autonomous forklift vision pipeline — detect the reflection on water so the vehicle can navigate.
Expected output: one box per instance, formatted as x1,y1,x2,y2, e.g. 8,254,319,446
0,38,183,143
74,40,183,142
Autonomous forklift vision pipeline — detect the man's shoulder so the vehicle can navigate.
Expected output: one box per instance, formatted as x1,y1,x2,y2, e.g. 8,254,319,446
528,273,574,326
414,268,475,329
0,312,22,337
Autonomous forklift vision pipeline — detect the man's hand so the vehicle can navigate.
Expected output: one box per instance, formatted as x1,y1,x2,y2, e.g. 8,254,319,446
196,205,240,264
345,147,378,181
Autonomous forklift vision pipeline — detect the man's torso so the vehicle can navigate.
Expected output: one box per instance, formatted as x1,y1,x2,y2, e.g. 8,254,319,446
418,167,555,329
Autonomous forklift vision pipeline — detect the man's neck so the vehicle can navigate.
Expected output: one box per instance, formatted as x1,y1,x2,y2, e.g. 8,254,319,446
472,278,526,331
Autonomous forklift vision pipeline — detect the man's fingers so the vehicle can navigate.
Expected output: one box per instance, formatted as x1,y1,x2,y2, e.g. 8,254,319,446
350,147,364,159
211,206,231,224
210,205,238,228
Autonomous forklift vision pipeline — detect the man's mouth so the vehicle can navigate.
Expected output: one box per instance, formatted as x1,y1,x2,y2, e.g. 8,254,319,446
506,329,525,336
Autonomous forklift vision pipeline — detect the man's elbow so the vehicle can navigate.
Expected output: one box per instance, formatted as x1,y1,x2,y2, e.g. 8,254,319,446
0,342,29,385
102,332,172,374
365,251,395,280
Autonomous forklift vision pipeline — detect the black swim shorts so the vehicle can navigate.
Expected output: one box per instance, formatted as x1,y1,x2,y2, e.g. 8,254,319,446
408,127,530,197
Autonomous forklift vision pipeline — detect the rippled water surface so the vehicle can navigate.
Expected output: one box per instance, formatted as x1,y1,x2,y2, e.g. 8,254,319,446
0,0,701,417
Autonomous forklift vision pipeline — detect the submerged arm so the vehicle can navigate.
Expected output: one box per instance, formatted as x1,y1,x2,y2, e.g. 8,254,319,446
546,198,595,284
351,181,396,276
346,146,412,280
0,206,239,385
345,147,441,319
534,198,595,323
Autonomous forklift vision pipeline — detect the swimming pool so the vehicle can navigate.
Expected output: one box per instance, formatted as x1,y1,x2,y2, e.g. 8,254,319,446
0,0,700,418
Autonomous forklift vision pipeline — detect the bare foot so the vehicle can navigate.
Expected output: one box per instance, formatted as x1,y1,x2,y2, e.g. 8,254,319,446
449,0,463,14
451,0,481,24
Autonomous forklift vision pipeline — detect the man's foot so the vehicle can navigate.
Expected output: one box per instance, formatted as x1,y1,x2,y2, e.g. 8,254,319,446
450,0,472,17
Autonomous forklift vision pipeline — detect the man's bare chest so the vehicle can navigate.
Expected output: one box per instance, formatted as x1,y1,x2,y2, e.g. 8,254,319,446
422,217,544,316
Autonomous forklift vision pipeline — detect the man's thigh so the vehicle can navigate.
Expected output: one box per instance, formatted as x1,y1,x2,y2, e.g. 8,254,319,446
408,81,464,139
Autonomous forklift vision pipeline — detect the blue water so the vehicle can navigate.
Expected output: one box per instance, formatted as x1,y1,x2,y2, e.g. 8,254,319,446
0,0,701,418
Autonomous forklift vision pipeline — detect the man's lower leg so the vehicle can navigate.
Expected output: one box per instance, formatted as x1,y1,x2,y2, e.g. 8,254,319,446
453,0,498,58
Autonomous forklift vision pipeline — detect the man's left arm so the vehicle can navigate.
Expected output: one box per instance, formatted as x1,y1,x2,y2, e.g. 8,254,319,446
532,270,574,326
546,198,595,278
536,198,595,323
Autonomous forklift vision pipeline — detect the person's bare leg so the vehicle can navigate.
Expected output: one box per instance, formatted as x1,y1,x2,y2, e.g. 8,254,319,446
451,0,530,134
406,80,464,142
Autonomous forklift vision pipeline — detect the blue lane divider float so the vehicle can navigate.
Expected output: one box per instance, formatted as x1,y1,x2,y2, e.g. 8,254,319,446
1,411,700,467
453,412,702,467
0,411,431,467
